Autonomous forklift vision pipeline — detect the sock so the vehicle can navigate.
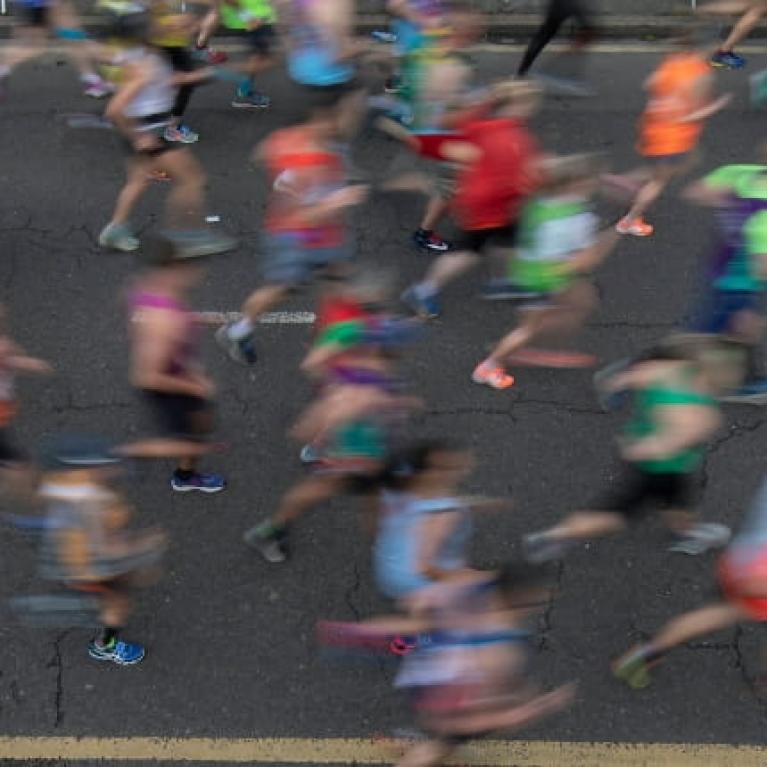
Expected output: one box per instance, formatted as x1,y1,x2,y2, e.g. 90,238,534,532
256,519,287,538
96,626,119,649
416,228,432,237
81,72,103,85
173,468,194,480
643,644,667,664
228,317,255,340
0,65,11,79
414,281,437,300
237,77,253,97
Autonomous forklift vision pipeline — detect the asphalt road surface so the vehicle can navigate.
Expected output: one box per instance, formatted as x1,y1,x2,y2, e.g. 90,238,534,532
1,43,767,763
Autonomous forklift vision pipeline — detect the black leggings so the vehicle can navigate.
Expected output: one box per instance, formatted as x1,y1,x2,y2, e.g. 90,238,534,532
517,0,596,75
161,46,196,119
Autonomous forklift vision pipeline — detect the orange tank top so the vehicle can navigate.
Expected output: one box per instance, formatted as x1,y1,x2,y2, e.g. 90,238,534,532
638,52,710,157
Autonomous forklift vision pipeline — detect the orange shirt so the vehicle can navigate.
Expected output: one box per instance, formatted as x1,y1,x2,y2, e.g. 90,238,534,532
638,52,711,157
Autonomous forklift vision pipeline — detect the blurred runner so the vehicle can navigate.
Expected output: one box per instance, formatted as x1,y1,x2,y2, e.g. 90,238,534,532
150,0,203,143
319,564,575,767
218,0,276,108
0,305,52,503
516,0,597,95
129,238,226,493
525,340,731,562
699,0,767,69
682,163,767,402
609,31,731,238
0,0,112,99
97,8,237,254
614,475,767,689
243,272,420,562
401,79,542,319
472,154,619,390
376,2,483,255
216,103,367,365
37,434,166,665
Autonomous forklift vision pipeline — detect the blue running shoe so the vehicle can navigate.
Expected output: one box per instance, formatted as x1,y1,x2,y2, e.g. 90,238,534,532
300,443,322,464
88,639,145,665
720,378,767,404
215,324,258,365
170,472,226,493
401,286,441,319
710,50,746,69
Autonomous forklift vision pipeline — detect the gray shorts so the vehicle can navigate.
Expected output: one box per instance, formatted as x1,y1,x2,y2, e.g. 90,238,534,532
415,155,459,199
261,232,351,286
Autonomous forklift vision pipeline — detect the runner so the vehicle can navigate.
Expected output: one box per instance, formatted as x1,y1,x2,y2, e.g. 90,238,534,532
516,0,597,94
128,237,226,493
472,153,620,390
613,474,767,689
609,30,731,238
216,103,367,365
681,162,767,402
524,340,732,562
97,8,237,254
0,305,52,503
318,564,575,767
242,273,421,562
217,0,276,108
150,0,203,142
37,434,166,665
0,0,112,99
401,79,543,319
699,0,767,69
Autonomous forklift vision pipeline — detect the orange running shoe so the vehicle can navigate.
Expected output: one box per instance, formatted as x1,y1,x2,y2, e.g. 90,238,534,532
472,361,515,390
616,216,653,237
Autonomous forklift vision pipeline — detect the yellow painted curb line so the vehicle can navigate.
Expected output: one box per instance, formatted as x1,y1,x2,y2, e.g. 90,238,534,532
0,737,766,765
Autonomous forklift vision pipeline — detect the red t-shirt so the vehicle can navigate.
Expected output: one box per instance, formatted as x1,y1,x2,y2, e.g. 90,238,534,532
451,115,540,231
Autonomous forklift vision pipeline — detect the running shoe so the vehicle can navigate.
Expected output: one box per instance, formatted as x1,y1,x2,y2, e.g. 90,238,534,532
616,217,653,237
164,124,199,144
300,443,322,464
523,531,570,563
593,357,633,411
668,522,731,555
384,74,402,94
710,50,746,69
231,92,271,109
170,472,226,493
412,229,450,253
243,525,288,563
401,286,441,319
98,223,139,252
389,635,417,655
84,80,113,99
168,230,238,258
720,378,767,404
215,325,258,365
88,639,145,665
612,646,654,689
472,361,515,390
193,46,228,64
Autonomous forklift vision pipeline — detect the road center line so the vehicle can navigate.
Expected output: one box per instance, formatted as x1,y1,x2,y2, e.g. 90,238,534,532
197,311,316,325
0,737,765,765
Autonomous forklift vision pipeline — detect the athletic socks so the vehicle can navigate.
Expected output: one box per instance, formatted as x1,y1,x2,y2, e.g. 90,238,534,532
414,281,437,300
95,626,119,649
228,317,255,340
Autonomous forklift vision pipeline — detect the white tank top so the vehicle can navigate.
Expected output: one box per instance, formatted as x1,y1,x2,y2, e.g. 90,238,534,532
117,47,175,121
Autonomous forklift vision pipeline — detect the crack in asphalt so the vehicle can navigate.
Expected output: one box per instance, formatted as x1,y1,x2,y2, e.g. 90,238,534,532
46,631,66,728
700,419,766,492
343,561,362,621
537,559,565,652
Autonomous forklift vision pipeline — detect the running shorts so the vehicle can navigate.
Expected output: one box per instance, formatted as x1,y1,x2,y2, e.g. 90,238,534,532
140,390,214,440
718,549,767,621
261,231,351,286
454,224,517,255
593,462,696,520
245,23,276,56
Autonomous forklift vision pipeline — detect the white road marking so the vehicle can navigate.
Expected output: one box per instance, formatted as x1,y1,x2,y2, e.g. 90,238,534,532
196,311,315,325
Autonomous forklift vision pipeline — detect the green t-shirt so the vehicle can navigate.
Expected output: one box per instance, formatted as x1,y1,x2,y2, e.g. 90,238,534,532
510,196,597,293
625,374,716,474
704,165,767,292
219,0,276,30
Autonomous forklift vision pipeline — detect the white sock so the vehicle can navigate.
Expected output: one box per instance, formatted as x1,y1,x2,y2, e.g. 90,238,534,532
228,317,254,339
414,281,437,299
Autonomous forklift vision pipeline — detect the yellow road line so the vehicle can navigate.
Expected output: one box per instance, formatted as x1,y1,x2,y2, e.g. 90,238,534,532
0,737,766,765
